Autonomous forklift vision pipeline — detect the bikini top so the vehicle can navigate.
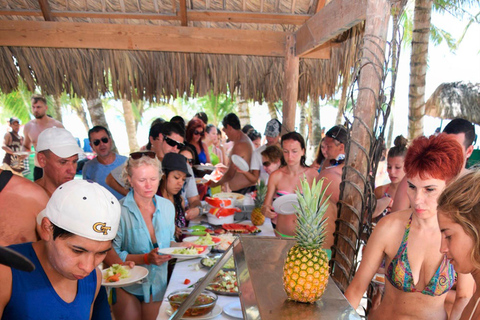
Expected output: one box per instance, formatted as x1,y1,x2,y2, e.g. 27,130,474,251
275,190,291,198
386,215,456,296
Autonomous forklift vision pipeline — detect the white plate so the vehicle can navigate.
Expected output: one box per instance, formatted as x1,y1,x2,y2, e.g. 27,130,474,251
272,194,299,215
194,165,216,171
166,304,222,319
231,155,249,172
157,247,211,259
223,301,243,319
372,273,385,285
182,236,221,247
101,266,149,288
13,151,31,156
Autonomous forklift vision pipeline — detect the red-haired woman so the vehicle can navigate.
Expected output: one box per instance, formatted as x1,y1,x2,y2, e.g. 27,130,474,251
185,118,211,165
345,134,474,320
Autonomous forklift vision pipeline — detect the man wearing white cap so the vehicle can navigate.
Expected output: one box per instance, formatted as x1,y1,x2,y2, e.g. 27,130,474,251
35,127,83,196
0,180,121,319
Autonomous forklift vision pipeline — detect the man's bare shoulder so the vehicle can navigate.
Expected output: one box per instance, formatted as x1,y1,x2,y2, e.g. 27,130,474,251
3,174,49,201
49,118,64,128
319,166,342,181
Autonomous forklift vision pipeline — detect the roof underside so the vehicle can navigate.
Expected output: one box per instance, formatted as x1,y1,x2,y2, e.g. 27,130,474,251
0,0,364,102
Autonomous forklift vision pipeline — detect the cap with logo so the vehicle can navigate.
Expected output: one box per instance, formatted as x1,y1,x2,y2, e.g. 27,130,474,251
162,153,191,177
36,127,83,158
37,180,121,241
264,119,282,137
325,125,348,145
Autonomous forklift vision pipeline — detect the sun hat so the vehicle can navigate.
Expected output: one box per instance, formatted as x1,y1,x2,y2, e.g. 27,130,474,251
36,180,120,241
162,153,191,177
325,125,348,145
36,127,83,158
264,119,282,137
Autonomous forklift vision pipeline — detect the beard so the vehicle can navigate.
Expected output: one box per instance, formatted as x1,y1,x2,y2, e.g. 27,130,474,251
34,113,45,119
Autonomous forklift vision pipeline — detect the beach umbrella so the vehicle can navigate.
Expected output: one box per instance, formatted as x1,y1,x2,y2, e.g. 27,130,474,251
425,81,480,125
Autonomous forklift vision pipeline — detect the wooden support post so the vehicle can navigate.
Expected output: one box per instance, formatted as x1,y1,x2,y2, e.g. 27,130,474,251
281,34,299,133
331,0,390,291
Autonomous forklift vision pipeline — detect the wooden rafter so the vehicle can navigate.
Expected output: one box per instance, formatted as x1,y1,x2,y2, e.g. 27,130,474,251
315,0,326,13
0,10,310,25
38,0,53,21
295,0,367,57
179,0,188,26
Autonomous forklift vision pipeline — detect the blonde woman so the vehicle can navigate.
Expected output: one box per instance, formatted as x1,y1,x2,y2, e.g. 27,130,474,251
438,169,480,320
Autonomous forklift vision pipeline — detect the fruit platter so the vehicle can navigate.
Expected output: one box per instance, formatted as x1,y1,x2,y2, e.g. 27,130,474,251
222,223,261,234
200,254,236,271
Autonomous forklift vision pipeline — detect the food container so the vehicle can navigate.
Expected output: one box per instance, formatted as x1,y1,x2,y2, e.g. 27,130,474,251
207,211,235,225
167,289,217,317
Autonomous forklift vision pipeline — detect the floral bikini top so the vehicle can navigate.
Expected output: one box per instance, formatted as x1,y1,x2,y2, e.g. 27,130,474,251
386,215,456,296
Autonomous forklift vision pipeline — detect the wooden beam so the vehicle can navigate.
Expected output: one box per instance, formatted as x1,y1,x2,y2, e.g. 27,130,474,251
281,34,299,133
0,9,311,25
38,0,53,21
315,0,326,13
179,0,188,26
0,20,287,57
295,0,367,57
301,41,338,59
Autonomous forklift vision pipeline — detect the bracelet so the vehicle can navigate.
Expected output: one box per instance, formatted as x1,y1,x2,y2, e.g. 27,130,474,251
143,253,149,265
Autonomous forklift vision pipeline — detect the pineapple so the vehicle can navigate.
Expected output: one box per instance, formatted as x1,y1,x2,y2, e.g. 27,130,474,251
251,180,266,226
283,178,330,303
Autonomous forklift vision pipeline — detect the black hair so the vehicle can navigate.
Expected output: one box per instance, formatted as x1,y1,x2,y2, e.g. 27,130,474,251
222,113,241,130
443,118,476,148
162,122,185,138
170,116,186,132
206,124,216,134
194,112,208,124
52,223,74,240
247,129,261,142
388,135,408,158
88,125,111,141
281,132,307,167
179,145,195,158
242,124,254,134
31,94,47,105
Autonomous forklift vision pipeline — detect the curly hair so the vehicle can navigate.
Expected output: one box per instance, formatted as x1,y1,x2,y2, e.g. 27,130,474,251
186,118,206,143
122,154,161,189
438,169,480,269
404,134,464,182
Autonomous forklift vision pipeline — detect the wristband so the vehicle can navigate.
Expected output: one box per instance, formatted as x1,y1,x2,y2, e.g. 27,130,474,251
143,253,149,265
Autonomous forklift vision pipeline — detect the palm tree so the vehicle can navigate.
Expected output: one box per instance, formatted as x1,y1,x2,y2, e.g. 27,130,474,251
408,0,479,140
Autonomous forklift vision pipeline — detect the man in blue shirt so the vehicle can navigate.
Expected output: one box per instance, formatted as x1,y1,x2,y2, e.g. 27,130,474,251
83,126,127,199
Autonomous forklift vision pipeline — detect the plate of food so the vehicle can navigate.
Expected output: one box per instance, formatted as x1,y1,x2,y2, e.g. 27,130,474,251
183,234,221,247
157,246,211,259
206,270,238,296
213,193,245,206
222,223,261,234
195,177,208,184
13,151,31,156
212,233,237,252
166,289,221,319
102,264,149,287
165,305,222,319
272,194,299,215
200,254,236,271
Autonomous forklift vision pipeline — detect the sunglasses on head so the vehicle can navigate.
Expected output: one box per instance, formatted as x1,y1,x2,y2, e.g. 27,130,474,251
329,158,345,166
130,151,156,160
194,129,204,136
163,135,185,149
92,137,109,146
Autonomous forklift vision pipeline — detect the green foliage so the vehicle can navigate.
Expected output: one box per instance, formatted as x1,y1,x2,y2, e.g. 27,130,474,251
196,90,236,126
0,79,34,124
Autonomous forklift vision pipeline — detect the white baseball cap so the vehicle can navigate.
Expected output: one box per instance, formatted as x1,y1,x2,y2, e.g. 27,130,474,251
37,180,121,241
36,127,84,158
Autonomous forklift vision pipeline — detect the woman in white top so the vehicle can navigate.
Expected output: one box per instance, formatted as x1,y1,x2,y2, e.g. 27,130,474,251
438,169,480,320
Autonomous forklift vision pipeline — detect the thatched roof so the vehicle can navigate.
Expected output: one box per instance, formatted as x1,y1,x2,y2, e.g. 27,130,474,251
425,81,480,125
0,0,364,103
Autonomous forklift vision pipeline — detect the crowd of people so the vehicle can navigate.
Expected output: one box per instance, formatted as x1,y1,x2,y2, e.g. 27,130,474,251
0,95,479,320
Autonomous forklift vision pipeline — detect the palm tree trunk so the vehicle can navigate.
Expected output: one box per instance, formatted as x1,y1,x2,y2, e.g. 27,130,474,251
267,101,278,119
85,93,118,153
336,73,350,125
311,99,322,148
71,102,90,134
122,98,140,153
299,102,307,138
408,0,433,140
52,96,63,123
236,97,250,128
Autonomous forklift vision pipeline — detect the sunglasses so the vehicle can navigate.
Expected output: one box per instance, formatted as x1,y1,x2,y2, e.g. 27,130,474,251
186,158,194,165
194,130,204,136
92,137,109,146
130,151,156,160
163,135,185,149
262,161,271,167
